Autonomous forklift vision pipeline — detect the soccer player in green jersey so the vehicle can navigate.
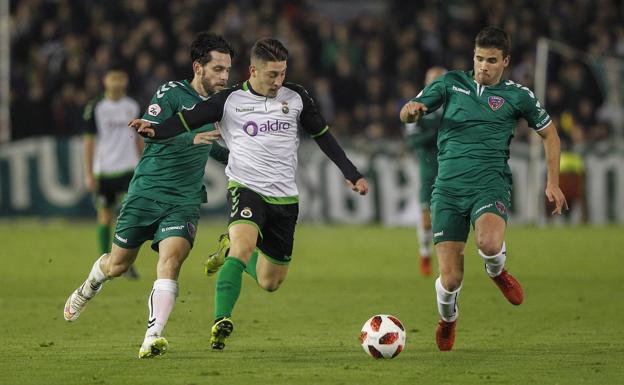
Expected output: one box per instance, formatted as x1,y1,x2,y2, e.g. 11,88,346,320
405,66,446,277
63,32,233,358
131,38,369,350
400,27,568,351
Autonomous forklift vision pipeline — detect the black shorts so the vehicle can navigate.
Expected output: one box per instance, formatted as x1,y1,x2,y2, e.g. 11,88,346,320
94,172,133,209
227,186,299,264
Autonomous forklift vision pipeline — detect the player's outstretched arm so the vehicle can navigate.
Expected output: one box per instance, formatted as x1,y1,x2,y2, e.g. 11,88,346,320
313,131,368,196
129,96,225,139
400,102,428,123
538,122,568,215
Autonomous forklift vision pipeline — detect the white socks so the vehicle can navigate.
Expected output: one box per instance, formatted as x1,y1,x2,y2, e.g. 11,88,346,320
82,254,109,297
417,224,433,257
146,279,179,337
479,242,507,278
435,277,461,322
416,218,433,257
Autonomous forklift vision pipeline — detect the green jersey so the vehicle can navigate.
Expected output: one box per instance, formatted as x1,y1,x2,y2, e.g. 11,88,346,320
413,70,551,191
128,80,228,205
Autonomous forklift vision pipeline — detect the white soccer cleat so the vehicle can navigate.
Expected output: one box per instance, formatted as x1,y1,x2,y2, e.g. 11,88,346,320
139,335,169,358
63,282,99,322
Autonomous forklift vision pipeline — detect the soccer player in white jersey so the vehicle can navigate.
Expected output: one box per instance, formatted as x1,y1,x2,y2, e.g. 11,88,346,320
130,38,369,350
83,65,143,278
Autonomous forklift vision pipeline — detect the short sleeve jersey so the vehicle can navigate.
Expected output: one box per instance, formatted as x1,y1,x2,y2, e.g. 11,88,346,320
83,95,140,176
177,80,327,198
412,70,551,191
128,80,218,205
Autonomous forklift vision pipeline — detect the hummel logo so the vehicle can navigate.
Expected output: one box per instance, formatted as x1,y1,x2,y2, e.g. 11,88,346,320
434,231,444,237
236,106,255,112
452,85,470,95
115,234,127,243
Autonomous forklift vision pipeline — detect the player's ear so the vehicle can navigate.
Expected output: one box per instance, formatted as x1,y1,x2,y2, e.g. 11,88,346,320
192,61,202,76
503,55,510,68
249,64,256,78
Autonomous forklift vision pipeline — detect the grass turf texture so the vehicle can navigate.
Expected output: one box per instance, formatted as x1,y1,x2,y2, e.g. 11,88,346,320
1,221,623,385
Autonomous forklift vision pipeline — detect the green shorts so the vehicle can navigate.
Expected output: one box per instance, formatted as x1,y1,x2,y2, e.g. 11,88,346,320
430,187,511,244
113,195,200,251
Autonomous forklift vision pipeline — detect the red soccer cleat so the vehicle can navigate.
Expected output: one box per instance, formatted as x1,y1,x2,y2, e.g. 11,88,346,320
491,269,524,305
420,256,432,277
436,319,456,351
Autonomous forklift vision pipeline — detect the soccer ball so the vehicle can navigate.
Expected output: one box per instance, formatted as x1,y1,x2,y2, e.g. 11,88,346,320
359,314,406,359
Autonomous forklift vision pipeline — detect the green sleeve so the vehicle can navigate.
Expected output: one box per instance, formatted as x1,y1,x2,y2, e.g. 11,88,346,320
209,143,229,165
141,83,179,124
412,76,446,114
518,87,551,130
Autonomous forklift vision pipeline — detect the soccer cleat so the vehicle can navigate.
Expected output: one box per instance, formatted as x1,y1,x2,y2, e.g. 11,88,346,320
204,233,230,277
63,282,100,322
138,335,169,358
210,317,234,350
436,319,457,351
491,269,524,305
420,256,432,277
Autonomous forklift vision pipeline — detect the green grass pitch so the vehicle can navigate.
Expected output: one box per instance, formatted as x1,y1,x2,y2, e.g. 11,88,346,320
1,221,623,385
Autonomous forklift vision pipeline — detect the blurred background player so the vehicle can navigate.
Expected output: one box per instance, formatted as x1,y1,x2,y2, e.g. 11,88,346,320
82,64,142,279
130,38,370,351
400,26,567,351
63,32,232,358
404,66,446,276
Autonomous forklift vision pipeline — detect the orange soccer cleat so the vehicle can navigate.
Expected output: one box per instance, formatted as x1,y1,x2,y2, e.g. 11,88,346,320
436,319,457,351
420,256,432,277
491,269,524,305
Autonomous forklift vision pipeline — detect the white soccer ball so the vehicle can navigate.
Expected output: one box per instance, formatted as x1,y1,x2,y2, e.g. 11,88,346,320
359,314,406,359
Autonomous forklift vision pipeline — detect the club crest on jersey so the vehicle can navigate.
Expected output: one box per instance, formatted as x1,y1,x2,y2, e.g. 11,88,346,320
241,207,253,218
495,201,507,215
488,96,505,111
281,102,289,114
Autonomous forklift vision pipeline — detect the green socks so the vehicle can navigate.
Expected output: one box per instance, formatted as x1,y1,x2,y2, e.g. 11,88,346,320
215,256,245,319
214,250,260,319
245,250,259,282
96,224,111,255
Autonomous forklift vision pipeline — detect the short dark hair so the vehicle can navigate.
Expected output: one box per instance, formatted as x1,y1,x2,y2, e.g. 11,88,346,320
475,26,511,57
251,38,288,62
190,32,234,65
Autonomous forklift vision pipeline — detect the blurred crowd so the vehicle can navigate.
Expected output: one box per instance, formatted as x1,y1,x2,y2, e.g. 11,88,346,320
9,0,624,146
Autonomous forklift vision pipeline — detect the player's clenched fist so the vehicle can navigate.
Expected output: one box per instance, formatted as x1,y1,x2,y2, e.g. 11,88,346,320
399,101,428,123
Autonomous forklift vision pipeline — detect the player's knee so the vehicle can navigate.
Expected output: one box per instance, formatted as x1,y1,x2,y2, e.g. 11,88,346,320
105,260,131,277
477,238,503,256
258,277,282,292
440,275,462,292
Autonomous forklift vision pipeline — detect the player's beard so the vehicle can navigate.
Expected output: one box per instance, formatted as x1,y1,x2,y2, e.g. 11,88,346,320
200,74,225,97
201,77,217,96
